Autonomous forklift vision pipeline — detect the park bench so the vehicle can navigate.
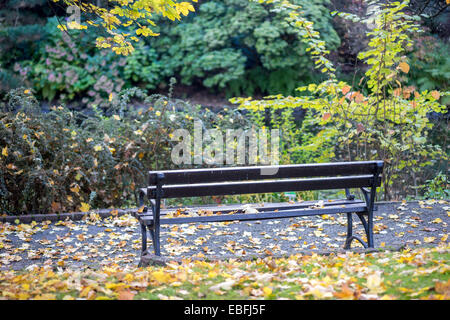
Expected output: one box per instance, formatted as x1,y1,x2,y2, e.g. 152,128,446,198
135,160,383,257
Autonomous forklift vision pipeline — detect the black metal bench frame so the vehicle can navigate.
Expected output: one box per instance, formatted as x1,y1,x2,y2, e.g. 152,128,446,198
136,161,383,256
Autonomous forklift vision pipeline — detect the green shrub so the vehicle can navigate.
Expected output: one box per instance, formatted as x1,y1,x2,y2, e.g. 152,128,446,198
232,1,449,201
149,0,340,97
1,1,340,104
407,36,450,104
421,172,450,200
0,86,252,214
16,18,127,108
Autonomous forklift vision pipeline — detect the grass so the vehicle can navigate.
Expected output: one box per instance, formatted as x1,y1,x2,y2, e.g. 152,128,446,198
0,243,448,300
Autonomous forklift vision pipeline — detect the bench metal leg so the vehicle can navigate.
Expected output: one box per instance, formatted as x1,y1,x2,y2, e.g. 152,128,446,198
367,211,374,248
141,223,148,253
344,212,368,249
153,225,161,256
146,202,161,256
149,173,164,256
344,188,371,249
344,182,379,249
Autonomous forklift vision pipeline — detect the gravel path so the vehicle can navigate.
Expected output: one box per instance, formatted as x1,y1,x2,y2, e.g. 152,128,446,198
0,200,448,270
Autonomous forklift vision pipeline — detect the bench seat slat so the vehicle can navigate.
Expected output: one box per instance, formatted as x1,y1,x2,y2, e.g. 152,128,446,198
147,175,377,199
149,161,383,185
136,199,365,218
140,203,367,225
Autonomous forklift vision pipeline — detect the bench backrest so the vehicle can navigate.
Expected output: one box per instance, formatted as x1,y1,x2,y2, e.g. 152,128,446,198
147,161,383,199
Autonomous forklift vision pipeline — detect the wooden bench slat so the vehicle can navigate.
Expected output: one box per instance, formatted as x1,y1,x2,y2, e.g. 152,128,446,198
147,175,378,199
149,161,383,185
139,203,367,225
136,199,366,218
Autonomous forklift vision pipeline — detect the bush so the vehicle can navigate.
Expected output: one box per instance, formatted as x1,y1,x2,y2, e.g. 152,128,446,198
0,86,252,214
149,0,340,96
407,36,450,103
421,172,450,200
14,18,127,108
232,1,449,200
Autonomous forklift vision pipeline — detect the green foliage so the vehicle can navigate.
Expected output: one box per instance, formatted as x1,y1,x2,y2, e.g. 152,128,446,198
421,172,450,200
232,0,449,200
0,0,59,93
408,36,450,103
1,0,339,104
0,86,251,214
146,0,340,96
122,42,166,90
18,18,127,107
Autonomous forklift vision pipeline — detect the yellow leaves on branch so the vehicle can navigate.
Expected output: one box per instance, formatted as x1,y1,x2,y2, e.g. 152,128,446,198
136,26,159,37
53,0,197,55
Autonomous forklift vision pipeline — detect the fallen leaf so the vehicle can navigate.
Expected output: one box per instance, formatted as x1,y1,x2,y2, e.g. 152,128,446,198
424,237,436,243
80,202,90,212
209,280,236,291
366,272,384,294
118,290,135,300
263,287,273,297
435,280,450,297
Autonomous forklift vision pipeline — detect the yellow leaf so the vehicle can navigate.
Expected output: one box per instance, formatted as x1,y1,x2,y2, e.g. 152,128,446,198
94,145,102,151
34,293,57,300
80,286,92,298
1,146,7,157
263,287,272,296
424,237,436,243
70,184,80,194
152,270,170,283
366,272,384,294
67,21,87,30
57,24,68,32
398,62,410,73
80,202,90,212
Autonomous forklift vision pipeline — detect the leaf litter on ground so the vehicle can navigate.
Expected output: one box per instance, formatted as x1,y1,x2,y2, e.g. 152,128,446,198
0,200,448,299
